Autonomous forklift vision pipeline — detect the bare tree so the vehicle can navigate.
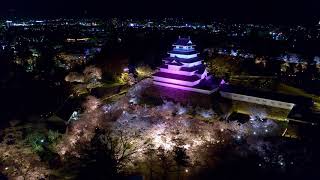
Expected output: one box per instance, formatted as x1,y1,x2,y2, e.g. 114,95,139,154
173,146,190,180
144,144,158,179
157,147,174,180
74,128,138,180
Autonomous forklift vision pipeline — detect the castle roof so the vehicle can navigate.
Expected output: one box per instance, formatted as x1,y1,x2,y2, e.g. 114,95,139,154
167,61,183,66
153,72,200,82
180,64,205,72
173,38,193,46
168,50,199,55
163,57,201,63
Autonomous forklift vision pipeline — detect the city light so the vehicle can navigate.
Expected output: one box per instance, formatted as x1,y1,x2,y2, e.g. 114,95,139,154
0,14,319,180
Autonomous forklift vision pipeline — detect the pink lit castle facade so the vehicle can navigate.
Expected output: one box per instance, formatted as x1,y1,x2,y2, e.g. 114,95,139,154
153,37,218,94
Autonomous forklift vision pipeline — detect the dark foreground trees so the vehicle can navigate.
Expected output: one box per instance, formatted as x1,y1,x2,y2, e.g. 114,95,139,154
173,146,190,180
71,128,137,180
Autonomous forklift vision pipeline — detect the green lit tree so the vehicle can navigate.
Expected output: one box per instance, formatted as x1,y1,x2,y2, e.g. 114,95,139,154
136,65,153,79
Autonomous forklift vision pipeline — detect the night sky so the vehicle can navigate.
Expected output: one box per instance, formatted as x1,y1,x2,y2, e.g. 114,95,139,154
1,0,320,24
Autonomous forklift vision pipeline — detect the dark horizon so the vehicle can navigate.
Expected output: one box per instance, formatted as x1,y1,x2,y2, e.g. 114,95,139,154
1,0,320,24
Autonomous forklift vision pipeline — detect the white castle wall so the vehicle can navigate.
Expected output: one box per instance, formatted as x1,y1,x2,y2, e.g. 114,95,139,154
182,61,202,67
199,70,208,79
153,76,201,87
168,65,182,71
160,68,196,76
169,53,198,59
220,91,295,110
173,46,194,50
154,81,218,95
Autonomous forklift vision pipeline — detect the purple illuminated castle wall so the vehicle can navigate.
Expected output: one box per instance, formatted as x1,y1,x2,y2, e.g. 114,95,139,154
153,37,218,94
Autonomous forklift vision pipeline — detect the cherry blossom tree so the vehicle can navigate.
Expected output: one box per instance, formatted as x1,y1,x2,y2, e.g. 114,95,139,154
83,65,102,82
65,72,85,83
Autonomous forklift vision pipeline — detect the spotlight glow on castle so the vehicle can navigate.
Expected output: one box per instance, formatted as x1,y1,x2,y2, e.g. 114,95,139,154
153,37,218,94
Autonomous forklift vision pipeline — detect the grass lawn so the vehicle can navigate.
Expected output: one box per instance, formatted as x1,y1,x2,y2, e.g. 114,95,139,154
277,83,320,111
231,100,291,121
101,82,126,88
101,90,128,103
